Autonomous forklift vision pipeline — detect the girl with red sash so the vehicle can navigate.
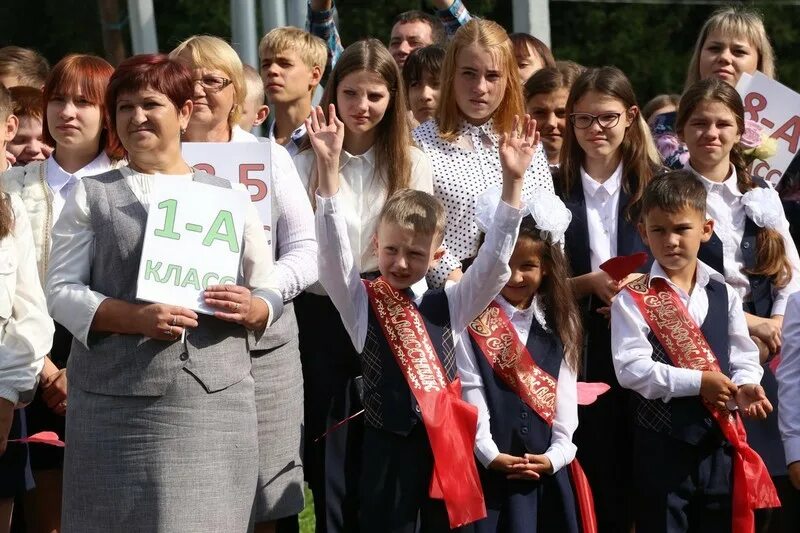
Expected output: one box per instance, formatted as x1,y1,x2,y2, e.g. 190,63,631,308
612,171,779,533
460,188,587,532
677,78,800,532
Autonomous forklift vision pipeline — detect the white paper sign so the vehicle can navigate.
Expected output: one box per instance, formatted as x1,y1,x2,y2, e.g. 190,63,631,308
182,142,272,244
736,72,800,185
136,180,249,314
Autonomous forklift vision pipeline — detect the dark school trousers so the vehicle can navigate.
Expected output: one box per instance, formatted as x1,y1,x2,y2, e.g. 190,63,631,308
632,426,732,533
359,423,465,533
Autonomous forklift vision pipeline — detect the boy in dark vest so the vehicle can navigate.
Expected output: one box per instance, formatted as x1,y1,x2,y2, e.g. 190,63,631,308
314,111,537,531
611,170,779,533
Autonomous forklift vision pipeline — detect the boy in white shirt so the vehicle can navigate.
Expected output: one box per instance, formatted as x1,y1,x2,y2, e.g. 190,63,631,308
314,111,537,531
611,170,778,532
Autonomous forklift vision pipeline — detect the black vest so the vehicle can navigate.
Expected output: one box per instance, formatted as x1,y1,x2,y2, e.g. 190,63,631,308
633,278,730,445
469,317,563,456
559,173,651,279
697,178,774,318
362,289,457,436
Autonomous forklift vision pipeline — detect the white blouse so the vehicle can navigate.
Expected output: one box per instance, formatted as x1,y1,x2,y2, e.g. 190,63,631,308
690,164,800,316
0,194,53,405
294,145,433,295
413,119,554,287
47,152,115,221
457,294,578,472
46,167,280,347
581,162,623,272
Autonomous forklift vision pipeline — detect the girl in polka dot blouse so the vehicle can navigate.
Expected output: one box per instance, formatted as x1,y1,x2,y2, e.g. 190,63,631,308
413,19,554,288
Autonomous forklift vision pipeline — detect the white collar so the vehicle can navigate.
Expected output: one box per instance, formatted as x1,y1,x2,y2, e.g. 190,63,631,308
267,120,307,144
230,125,259,143
410,277,430,302
496,293,548,331
687,162,742,197
340,146,376,169
580,161,623,198
648,260,724,299
46,152,112,193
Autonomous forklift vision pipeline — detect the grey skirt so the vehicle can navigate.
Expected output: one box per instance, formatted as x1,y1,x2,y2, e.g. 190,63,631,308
62,369,258,533
251,318,305,521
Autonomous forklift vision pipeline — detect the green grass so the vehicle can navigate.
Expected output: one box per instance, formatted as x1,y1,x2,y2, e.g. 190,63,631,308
299,486,315,533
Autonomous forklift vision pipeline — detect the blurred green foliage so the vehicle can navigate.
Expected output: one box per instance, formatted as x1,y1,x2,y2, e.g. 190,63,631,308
2,1,797,103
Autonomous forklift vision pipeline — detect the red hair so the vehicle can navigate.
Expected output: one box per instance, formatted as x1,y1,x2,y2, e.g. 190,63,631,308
105,54,193,156
42,54,123,160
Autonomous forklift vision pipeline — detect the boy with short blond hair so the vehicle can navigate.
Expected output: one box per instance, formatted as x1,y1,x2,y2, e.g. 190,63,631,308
612,170,779,532
258,27,327,155
238,64,269,133
0,46,49,89
0,86,19,172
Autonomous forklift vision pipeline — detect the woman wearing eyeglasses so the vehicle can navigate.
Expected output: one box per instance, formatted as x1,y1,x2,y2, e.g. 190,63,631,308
170,36,317,532
555,66,662,533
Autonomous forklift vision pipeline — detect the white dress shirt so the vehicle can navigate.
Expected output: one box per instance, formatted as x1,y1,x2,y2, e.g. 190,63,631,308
315,188,521,358
457,294,578,472
612,261,762,401
690,164,800,316
778,293,800,464
412,119,554,287
46,167,280,348
0,194,53,404
295,145,433,294
230,125,259,143
581,162,622,272
46,152,114,221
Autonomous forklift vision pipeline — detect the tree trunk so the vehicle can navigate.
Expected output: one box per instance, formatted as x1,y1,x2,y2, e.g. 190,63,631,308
97,0,127,65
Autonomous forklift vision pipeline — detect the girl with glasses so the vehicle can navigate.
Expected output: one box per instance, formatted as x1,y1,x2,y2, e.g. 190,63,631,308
556,65,661,533
678,78,800,533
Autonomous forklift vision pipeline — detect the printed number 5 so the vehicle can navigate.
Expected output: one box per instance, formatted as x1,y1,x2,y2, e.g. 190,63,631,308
240,163,268,201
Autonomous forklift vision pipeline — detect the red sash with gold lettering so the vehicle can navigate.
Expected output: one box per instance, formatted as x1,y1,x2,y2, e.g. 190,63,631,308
363,277,486,528
625,275,780,533
468,301,598,533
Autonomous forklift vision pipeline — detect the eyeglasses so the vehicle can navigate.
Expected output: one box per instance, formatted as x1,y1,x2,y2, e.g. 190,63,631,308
569,112,623,130
193,75,233,93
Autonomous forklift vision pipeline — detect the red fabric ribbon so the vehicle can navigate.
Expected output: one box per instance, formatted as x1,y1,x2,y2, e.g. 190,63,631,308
625,275,780,532
9,431,65,447
364,278,486,528
599,252,649,283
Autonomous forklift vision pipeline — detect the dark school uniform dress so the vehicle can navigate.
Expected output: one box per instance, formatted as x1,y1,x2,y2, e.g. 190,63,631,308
469,319,579,533
630,278,734,533
559,174,650,533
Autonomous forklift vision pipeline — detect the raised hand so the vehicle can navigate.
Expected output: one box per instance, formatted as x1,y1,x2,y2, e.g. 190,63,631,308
499,114,540,182
305,104,345,168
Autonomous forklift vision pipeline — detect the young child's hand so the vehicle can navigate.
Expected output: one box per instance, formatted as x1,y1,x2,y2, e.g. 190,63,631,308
499,114,539,183
735,383,773,419
305,104,345,168
488,453,528,473
700,371,738,410
749,316,782,355
590,271,620,305
506,453,553,480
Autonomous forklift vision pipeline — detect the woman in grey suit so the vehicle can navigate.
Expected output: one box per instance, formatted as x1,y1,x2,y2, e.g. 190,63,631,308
46,54,282,533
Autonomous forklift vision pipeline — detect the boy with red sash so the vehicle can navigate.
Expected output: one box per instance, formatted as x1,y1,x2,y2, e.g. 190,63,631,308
611,170,780,533
314,112,537,531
